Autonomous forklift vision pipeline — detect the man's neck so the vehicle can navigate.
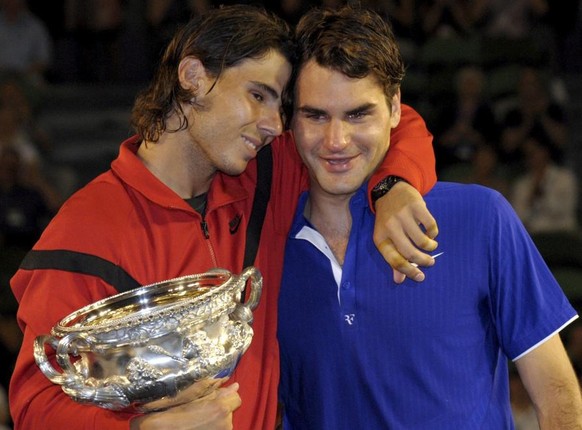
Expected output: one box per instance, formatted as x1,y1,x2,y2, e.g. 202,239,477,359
137,132,215,199
305,193,352,265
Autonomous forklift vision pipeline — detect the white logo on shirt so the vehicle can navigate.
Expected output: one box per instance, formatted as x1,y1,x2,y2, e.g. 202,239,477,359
344,314,355,325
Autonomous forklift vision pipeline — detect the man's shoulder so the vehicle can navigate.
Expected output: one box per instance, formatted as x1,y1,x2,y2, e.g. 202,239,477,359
33,172,143,255
429,181,501,198
426,182,507,215
65,171,129,208
49,172,136,230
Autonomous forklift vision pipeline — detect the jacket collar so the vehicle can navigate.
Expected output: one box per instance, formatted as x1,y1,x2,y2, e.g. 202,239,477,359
111,136,250,212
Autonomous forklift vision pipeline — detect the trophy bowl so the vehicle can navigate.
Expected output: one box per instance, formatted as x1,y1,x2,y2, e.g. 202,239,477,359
33,266,262,412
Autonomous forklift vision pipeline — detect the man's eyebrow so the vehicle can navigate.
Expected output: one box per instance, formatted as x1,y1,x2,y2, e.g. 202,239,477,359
250,81,280,100
296,103,376,116
345,102,376,116
297,105,326,115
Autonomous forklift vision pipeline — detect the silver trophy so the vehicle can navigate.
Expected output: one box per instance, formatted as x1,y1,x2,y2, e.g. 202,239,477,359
33,266,262,412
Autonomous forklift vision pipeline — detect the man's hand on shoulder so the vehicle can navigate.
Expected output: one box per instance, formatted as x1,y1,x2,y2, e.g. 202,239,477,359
373,181,439,283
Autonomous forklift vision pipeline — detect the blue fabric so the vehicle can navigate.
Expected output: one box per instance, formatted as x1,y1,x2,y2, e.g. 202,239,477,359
278,182,577,430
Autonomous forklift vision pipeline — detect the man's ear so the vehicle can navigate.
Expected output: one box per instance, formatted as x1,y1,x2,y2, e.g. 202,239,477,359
389,88,402,129
178,56,206,94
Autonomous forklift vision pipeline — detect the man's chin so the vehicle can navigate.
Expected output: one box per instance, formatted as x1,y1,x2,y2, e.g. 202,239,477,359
221,162,249,177
315,172,363,193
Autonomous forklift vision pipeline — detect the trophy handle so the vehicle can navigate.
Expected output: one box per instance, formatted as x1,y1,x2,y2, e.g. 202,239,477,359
240,266,262,311
55,332,94,376
33,335,67,385
34,334,131,409
231,266,263,324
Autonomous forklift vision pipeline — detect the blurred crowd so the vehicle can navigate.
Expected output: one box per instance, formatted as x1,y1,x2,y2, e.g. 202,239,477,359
0,0,581,428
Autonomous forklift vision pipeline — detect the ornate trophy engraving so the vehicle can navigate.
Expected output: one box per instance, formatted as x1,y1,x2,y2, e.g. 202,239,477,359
33,266,262,412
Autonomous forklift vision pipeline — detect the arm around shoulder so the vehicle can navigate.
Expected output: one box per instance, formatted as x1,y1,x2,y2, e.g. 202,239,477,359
368,103,436,197
369,104,439,282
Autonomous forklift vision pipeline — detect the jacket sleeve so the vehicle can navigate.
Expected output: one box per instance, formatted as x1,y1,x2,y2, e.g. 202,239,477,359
10,268,138,430
368,103,436,201
9,193,140,430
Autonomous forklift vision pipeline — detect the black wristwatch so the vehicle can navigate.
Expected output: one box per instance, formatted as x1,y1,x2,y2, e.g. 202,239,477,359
371,175,408,208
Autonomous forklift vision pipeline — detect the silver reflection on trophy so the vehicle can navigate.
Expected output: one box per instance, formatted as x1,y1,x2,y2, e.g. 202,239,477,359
33,266,262,412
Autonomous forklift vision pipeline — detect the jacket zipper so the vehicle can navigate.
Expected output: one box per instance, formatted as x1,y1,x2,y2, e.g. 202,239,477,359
200,218,218,266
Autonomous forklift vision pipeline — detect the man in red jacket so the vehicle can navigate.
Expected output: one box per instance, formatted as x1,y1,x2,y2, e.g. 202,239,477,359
10,5,438,430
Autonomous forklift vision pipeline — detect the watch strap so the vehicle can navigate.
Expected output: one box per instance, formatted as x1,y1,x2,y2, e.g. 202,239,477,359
371,175,408,207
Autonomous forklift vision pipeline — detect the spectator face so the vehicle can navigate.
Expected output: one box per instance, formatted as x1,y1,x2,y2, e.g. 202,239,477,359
473,145,498,174
457,67,485,99
523,137,550,170
0,104,19,136
0,147,20,185
292,60,401,198
518,67,546,104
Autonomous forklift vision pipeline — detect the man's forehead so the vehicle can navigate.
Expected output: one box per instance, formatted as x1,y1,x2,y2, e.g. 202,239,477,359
297,60,379,88
250,81,280,100
296,63,384,106
220,51,290,94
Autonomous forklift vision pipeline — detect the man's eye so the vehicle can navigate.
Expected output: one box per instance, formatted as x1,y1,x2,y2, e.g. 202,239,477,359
305,113,326,121
349,111,368,120
252,92,264,102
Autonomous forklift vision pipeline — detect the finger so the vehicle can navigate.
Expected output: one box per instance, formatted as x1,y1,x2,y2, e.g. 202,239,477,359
193,380,238,403
213,383,242,412
375,221,416,260
392,259,425,282
141,377,227,411
378,220,437,269
188,377,228,398
216,382,239,399
174,385,241,428
378,235,442,282
423,217,439,240
392,269,407,284
399,245,439,275
402,202,439,249
135,383,240,429
412,206,439,241
377,238,424,281
376,232,410,267
399,217,439,254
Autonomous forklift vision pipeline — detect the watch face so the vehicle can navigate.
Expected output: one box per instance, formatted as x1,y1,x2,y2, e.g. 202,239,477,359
372,176,408,206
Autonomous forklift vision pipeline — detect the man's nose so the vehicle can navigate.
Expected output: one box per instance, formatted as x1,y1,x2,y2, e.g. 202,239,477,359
324,119,349,150
257,106,284,138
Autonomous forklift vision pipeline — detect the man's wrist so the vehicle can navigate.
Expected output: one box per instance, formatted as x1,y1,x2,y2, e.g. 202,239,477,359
371,176,409,208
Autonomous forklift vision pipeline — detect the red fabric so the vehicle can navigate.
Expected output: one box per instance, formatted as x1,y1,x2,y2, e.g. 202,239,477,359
368,104,436,208
10,105,434,430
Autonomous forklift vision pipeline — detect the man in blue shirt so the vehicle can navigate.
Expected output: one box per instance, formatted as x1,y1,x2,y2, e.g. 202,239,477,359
278,5,582,429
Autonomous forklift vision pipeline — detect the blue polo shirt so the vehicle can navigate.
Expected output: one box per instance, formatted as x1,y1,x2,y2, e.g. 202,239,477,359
278,182,577,430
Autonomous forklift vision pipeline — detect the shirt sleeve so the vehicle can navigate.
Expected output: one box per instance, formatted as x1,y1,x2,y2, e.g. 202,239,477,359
487,192,577,359
367,104,436,207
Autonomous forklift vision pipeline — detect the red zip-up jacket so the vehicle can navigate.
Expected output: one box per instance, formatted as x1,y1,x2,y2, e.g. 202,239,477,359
10,104,435,430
